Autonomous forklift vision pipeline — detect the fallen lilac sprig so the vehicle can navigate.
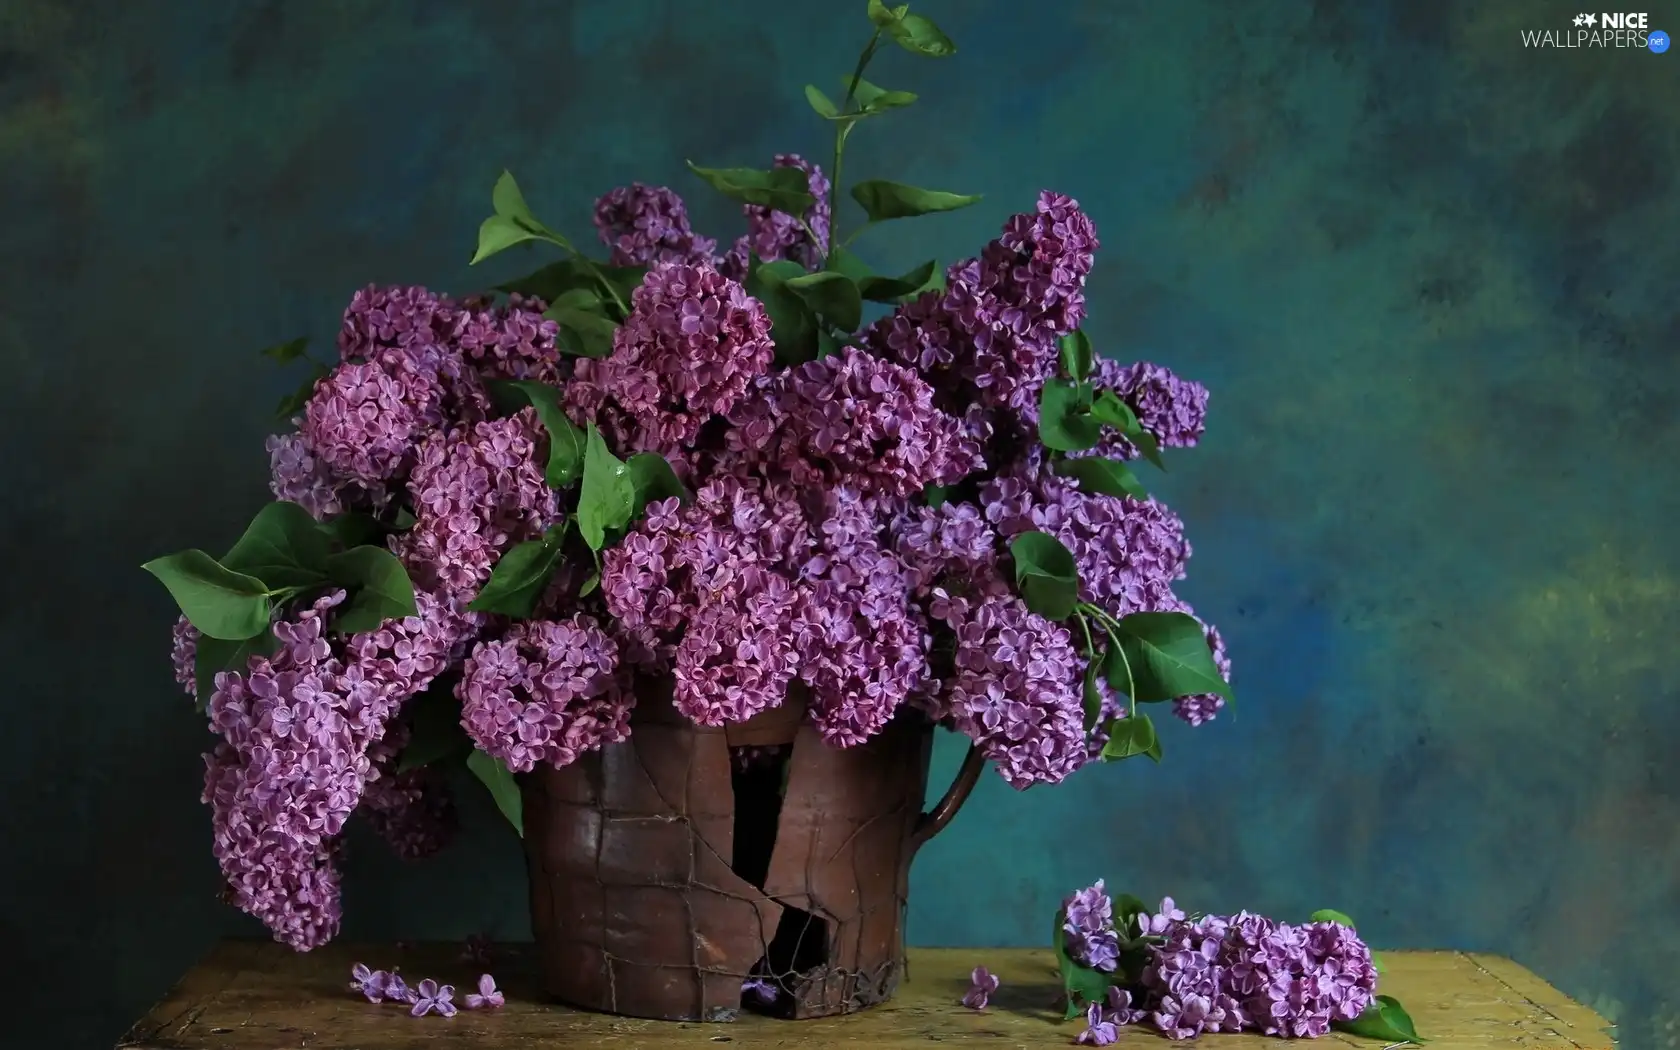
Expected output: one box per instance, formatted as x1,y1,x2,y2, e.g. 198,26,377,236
961,965,1000,1010
1043,885,1421,1044
464,974,504,1009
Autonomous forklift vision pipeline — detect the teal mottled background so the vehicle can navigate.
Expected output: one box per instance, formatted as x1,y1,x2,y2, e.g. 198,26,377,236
2,1,1675,1047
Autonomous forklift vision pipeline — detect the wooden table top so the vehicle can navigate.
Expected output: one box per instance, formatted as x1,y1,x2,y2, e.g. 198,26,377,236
118,941,1612,1050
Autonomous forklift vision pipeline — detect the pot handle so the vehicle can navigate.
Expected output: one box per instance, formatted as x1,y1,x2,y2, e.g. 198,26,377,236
911,742,986,851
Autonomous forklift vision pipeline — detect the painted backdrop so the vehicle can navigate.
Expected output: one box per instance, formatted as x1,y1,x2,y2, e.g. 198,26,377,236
1,1,1674,1047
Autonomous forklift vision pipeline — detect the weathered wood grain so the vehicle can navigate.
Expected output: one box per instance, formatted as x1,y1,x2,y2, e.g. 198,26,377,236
117,942,1613,1050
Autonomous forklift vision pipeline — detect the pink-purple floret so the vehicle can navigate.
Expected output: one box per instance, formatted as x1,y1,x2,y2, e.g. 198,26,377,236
169,168,1225,952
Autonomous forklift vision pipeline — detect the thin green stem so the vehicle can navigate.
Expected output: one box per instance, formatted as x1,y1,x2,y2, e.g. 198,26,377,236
827,32,882,267
1081,603,1137,718
1075,609,1096,659
796,217,823,255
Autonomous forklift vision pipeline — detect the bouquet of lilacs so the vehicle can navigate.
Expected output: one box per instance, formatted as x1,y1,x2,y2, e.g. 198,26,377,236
977,883,1423,1045
142,0,1234,954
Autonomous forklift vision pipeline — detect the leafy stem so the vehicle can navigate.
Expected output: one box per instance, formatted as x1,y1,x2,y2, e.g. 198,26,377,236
1074,608,1097,660
545,233,629,317
1080,602,1138,718
827,30,884,266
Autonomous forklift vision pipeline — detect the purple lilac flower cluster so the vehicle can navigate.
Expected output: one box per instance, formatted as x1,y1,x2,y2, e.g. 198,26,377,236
350,963,505,1018
861,191,1098,413
171,150,1230,950
1035,882,1380,1043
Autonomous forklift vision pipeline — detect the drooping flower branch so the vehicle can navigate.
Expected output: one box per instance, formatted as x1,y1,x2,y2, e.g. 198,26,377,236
143,0,1233,952
1020,884,1424,1046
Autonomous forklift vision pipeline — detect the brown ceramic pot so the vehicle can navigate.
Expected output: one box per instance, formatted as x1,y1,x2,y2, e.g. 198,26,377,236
521,679,983,1021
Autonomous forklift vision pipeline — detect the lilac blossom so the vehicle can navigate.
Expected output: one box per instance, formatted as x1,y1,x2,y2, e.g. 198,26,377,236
350,963,393,1003
727,345,984,499
861,191,1098,414
962,966,1000,1010
794,490,931,746
458,616,631,772
266,431,348,520
576,261,774,449
399,411,559,601
463,974,505,1010
1046,887,1380,1042
742,976,780,1005
982,467,1191,621
594,183,717,267
727,154,831,274
409,978,457,1018
171,616,199,698
934,591,1087,788
599,478,810,724
1077,1001,1120,1046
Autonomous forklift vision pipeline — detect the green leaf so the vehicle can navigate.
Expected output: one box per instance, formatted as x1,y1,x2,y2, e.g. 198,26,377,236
824,245,874,282
1081,656,1106,731
471,214,542,265
470,171,572,265
465,531,565,617
1008,531,1080,621
1056,457,1148,500
850,180,981,222
1037,378,1102,453
325,545,420,634
686,161,816,214
1100,712,1160,762
578,572,600,598
1310,909,1358,928
857,258,938,302
577,424,634,551
193,629,279,710
923,484,949,509
784,270,863,333
883,11,957,56
1091,390,1165,469
1058,330,1094,381
397,683,472,773
221,502,332,590
1113,611,1232,702
498,260,645,315
1112,893,1151,930
549,303,620,358
316,512,386,551
1052,908,1116,1019
843,76,917,113
816,329,844,358
1099,641,1129,692
745,257,818,365
491,169,534,220
1337,996,1424,1044
487,380,587,488
866,0,904,28
627,453,686,514
259,336,309,364
142,551,271,641
273,364,327,421
803,84,839,119
467,749,524,837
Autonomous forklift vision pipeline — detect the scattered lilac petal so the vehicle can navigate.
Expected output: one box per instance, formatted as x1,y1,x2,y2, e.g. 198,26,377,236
962,965,1001,1010
463,973,505,1010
